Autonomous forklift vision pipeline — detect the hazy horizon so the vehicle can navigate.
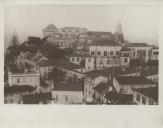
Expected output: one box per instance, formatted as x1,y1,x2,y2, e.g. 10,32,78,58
5,5,160,48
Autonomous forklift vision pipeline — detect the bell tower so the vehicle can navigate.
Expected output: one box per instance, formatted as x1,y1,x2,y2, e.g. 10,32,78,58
113,20,125,46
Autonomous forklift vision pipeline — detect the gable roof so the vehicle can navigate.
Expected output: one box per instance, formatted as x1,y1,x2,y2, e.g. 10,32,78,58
5,85,35,94
134,87,158,101
115,76,154,85
54,81,83,91
93,82,109,94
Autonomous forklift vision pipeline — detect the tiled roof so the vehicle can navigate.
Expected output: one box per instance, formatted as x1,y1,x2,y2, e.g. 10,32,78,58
127,43,151,47
22,92,52,104
31,55,43,62
134,87,158,101
115,76,154,85
89,39,120,46
38,59,83,70
105,92,133,102
4,85,35,94
26,53,35,60
54,81,83,91
93,83,109,94
87,31,113,37
85,66,128,78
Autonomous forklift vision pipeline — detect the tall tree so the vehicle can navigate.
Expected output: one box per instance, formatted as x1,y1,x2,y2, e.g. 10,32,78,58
9,32,19,47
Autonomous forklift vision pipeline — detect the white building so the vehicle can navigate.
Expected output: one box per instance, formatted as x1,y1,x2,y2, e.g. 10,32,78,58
150,47,159,60
133,87,158,105
8,72,40,89
127,43,153,62
43,24,87,48
89,40,121,57
43,24,58,37
51,82,83,104
113,76,156,95
68,53,95,72
120,47,131,67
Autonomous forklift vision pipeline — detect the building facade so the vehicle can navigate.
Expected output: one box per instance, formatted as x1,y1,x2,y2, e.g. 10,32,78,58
8,72,40,89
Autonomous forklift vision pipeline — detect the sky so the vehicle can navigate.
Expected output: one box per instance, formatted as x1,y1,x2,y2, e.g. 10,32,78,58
5,5,160,48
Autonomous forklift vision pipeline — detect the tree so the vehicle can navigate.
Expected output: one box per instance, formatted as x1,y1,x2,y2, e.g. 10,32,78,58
129,59,141,67
9,32,19,47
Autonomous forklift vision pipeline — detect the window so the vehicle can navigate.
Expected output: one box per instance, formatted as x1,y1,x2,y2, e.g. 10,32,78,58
124,58,128,63
116,51,119,55
107,60,110,65
63,30,65,32
154,51,158,55
104,51,107,56
76,30,78,33
97,51,101,56
65,95,68,102
136,93,140,102
142,96,146,104
123,53,129,57
91,51,95,55
17,78,20,83
69,30,71,32
77,58,79,62
110,51,113,55
72,58,75,62
88,58,91,62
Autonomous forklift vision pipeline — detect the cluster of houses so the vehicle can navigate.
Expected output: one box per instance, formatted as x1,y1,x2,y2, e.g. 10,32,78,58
4,23,159,105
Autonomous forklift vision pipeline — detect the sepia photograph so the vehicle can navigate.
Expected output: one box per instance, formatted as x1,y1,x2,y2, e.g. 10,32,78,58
4,4,159,105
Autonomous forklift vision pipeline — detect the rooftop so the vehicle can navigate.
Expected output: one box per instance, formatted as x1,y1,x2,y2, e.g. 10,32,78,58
89,39,120,46
93,82,109,94
54,81,83,91
31,54,44,63
38,59,83,70
22,92,52,104
85,66,138,79
127,43,151,47
115,76,154,85
26,52,36,60
4,85,35,94
134,87,158,101
105,92,133,103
